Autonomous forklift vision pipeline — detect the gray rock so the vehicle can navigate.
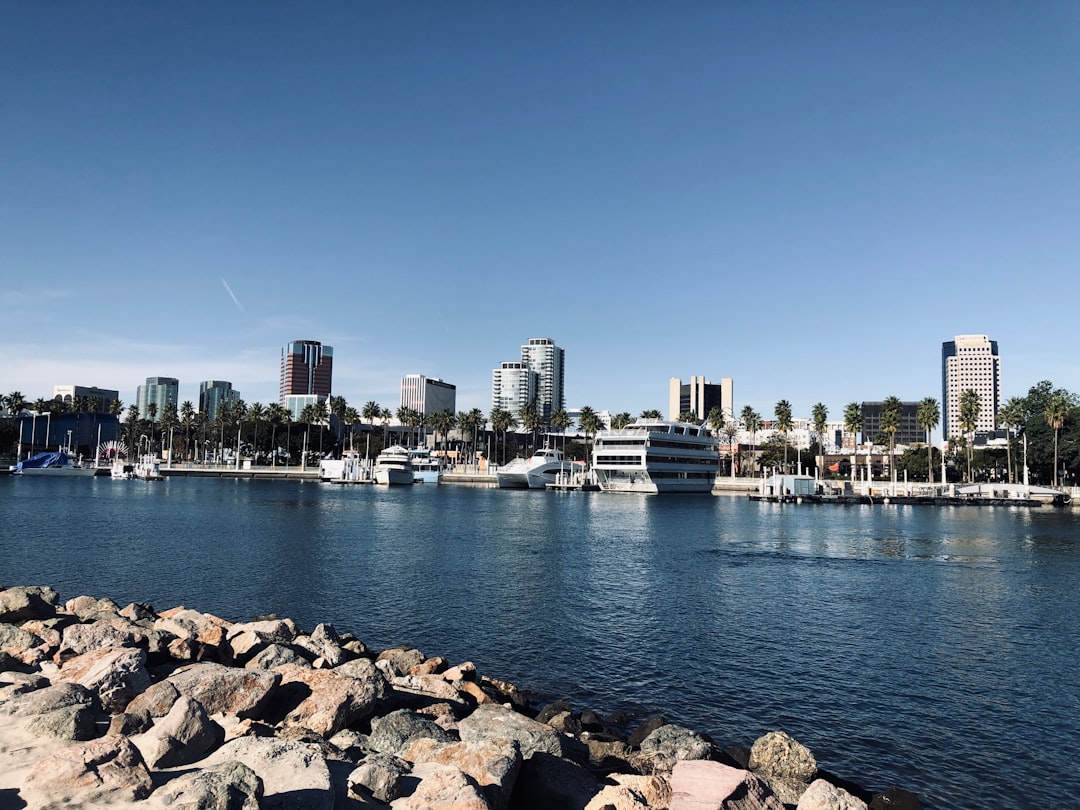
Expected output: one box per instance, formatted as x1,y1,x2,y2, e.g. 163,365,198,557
402,736,523,810
166,661,280,718
376,645,426,677
246,643,312,670
458,703,566,761
198,737,333,810
637,723,714,773
60,618,143,655
268,663,388,737
670,760,783,810
66,595,121,621
0,621,45,651
390,762,490,810
348,752,410,802
21,734,154,803
156,759,264,809
368,709,456,757
226,619,296,659
136,694,225,768
0,585,60,623
25,704,98,740
628,715,669,748
2,681,97,717
797,778,869,810
749,730,818,783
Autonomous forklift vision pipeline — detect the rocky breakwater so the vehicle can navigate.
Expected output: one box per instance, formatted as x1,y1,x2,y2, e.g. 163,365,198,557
0,585,921,810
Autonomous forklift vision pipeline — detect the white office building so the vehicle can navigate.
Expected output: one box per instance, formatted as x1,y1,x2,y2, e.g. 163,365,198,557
942,334,1001,441
492,362,538,415
520,337,564,421
401,375,456,417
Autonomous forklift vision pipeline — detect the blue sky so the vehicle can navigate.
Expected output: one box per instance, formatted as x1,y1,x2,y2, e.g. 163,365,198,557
3,2,1078,431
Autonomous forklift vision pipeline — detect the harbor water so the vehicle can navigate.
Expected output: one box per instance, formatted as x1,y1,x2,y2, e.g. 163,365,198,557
2,475,1078,808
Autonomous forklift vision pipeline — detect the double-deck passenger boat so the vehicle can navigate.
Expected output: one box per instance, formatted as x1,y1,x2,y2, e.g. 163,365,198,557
592,419,719,493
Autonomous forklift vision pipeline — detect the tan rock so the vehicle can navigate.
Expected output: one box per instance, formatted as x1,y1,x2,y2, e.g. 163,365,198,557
390,762,490,810
272,662,387,737
166,661,280,718
403,736,522,810
670,760,783,810
797,778,869,810
21,734,153,803
54,646,151,713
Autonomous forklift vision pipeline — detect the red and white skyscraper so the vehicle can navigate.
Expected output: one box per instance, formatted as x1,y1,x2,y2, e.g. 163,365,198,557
279,339,333,419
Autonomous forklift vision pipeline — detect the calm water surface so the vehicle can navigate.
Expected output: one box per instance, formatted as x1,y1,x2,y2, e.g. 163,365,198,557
2,476,1078,809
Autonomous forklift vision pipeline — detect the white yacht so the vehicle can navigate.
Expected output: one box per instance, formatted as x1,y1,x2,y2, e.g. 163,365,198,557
592,419,719,494
373,446,414,486
134,455,164,481
14,451,97,477
111,459,136,479
496,447,584,489
409,448,442,484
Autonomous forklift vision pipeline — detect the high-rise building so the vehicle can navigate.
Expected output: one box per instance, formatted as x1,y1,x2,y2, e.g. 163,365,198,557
52,385,119,414
668,377,733,422
942,334,1001,440
136,377,179,419
492,362,538,415
199,381,240,422
520,338,564,421
861,401,923,446
401,375,456,416
280,339,333,420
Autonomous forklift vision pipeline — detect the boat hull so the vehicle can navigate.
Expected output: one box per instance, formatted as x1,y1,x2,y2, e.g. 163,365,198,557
374,468,414,485
595,468,716,494
20,466,97,477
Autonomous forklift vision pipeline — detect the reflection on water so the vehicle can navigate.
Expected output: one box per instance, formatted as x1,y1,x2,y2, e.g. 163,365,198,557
1,477,1079,808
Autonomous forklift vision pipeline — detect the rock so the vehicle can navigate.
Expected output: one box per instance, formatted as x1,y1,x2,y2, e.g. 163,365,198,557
368,708,456,757
198,737,333,810
458,703,565,760
135,694,225,768
636,723,714,773
21,734,153,803
155,759,264,809
535,699,574,725
376,645,426,677
670,760,783,810
443,660,476,681
348,752,410,802
0,670,50,699
869,787,922,809
59,617,146,657
118,601,157,622
247,643,312,670
392,761,490,810
166,661,280,718
404,736,522,810
0,681,97,717
628,715,669,748
455,679,497,707
25,704,98,740
54,646,151,713
226,619,297,659
797,778,869,810
0,622,46,653
0,585,60,622
391,672,471,709
748,730,818,805
511,751,602,810
478,675,532,711
583,738,635,773
298,623,351,667
268,663,388,737
547,710,583,736
585,783,653,810
66,595,120,621
410,655,447,676
114,679,181,734
749,731,818,783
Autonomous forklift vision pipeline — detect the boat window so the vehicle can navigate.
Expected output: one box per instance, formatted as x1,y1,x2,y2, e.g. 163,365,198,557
674,426,685,435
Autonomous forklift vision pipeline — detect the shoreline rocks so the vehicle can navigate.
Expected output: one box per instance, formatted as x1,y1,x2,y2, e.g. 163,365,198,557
0,584,921,809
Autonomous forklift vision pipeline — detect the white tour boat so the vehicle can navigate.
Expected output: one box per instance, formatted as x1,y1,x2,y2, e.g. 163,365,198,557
373,445,414,486
497,447,585,489
134,455,164,481
111,459,136,479
592,419,719,494
409,448,442,484
14,451,97,477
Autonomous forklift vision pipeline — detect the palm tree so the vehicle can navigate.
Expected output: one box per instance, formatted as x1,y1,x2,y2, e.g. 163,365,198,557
266,403,287,466
110,398,124,418
774,400,793,472
343,406,360,452
1044,393,1072,487
160,402,179,461
740,405,761,477
312,399,329,455
958,389,981,482
844,402,862,482
5,391,26,416
430,409,456,454
247,402,265,461
124,405,140,457
380,407,392,448
997,396,1024,484
611,412,633,430
518,403,542,455
916,397,940,484
577,406,603,467
880,396,902,487
549,407,570,456
489,407,517,465
362,401,381,425
808,403,827,477
639,409,663,420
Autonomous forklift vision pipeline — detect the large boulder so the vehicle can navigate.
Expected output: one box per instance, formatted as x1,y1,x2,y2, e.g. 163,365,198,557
348,752,411,803
0,681,97,717
390,762,490,810
154,760,264,809
636,723,714,773
0,586,60,623
166,661,280,718
748,730,818,805
797,778,869,810
226,619,297,659
670,760,783,810
198,737,333,810
511,751,602,810
458,703,566,760
403,736,522,810
25,704,97,741
368,709,456,757
268,663,388,737
21,734,153,803
134,694,225,768
54,646,151,713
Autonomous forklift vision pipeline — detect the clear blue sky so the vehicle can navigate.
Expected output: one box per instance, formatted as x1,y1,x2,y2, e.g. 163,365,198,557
3,2,1078,429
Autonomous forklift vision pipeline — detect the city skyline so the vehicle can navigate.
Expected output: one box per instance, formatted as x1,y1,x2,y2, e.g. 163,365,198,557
3,4,1078,424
